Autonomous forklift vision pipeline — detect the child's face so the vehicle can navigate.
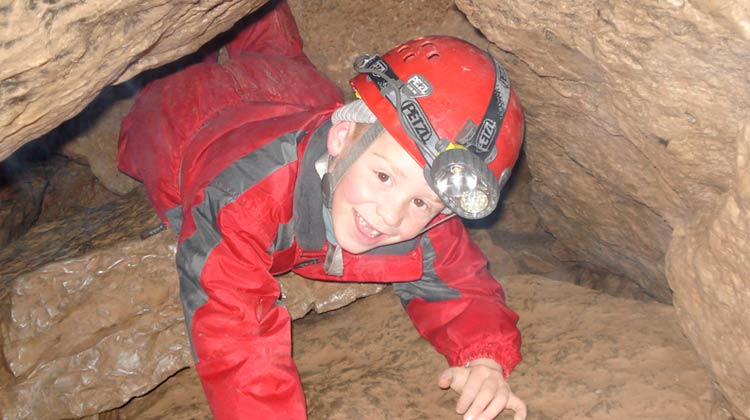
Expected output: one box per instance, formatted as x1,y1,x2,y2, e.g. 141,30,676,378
328,124,445,254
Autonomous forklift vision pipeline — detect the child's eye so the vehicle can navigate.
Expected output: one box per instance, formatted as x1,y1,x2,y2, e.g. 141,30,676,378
376,172,390,183
413,198,427,208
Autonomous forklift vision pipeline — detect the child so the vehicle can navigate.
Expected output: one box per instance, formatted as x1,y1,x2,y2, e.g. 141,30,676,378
118,1,526,419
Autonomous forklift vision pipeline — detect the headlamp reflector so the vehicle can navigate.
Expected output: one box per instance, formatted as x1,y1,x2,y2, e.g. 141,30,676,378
434,163,478,197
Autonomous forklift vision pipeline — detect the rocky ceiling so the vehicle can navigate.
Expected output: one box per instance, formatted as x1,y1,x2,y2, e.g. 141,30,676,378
0,0,748,419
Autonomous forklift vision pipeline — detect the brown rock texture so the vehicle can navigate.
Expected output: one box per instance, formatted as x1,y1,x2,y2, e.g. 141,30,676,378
0,0,268,161
59,89,140,196
288,0,486,103
666,121,750,420
2,231,188,420
454,0,750,303
96,277,728,420
0,168,46,247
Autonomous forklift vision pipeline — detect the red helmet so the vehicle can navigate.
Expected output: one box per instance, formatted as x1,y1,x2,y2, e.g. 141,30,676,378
350,36,524,219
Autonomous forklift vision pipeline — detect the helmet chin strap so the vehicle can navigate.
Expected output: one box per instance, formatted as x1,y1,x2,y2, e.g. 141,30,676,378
321,122,384,208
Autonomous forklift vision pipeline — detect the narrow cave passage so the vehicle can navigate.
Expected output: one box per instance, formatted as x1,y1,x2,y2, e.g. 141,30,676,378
1,1,747,419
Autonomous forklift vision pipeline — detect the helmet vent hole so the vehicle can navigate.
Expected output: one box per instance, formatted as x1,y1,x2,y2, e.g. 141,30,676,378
403,52,416,61
427,51,440,60
422,42,435,48
397,45,409,53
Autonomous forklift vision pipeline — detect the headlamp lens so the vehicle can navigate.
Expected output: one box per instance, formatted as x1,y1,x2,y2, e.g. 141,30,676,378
459,189,490,214
430,148,501,219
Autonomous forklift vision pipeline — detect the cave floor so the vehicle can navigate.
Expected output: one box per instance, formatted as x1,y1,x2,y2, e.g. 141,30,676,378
94,276,726,420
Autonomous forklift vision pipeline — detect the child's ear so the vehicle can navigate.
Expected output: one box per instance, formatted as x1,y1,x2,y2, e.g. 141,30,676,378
326,120,356,158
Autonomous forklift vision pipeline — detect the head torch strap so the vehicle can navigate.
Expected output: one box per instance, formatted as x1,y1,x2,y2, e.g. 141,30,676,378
461,57,511,161
354,55,443,165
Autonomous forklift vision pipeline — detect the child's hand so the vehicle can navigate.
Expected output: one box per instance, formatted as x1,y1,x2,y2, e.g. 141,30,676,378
438,358,527,420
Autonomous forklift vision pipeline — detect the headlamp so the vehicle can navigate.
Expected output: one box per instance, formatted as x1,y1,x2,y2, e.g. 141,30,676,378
430,148,500,219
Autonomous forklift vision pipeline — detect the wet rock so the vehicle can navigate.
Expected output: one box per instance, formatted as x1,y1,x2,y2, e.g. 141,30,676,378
0,0,268,161
278,276,384,320
0,190,171,420
666,121,750,420
0,153,120,247
0,188,160,283
455,0,750,302
2,231,187,420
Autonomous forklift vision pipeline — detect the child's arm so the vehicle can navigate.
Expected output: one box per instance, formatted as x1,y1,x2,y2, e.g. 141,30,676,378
177,175,306,420
392,217,524,417
393,217,522,373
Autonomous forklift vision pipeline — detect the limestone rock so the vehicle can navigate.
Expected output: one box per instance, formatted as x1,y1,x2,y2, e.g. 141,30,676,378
277,275,385,320
96,276,729,420
59,88,140,196
288,0,486,103
0,0,268,161
2,231,188,420
455,0,750,302
666,121,750,420
37,156,120,225
0,168,46,247
0,190,171,420
0,188,160,283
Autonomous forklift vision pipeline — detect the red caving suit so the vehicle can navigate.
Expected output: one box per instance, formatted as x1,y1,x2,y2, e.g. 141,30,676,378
117,2,521,419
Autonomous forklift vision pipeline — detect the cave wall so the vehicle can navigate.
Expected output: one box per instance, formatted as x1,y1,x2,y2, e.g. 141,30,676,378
0,0,267,162
666,121,750,418
452,1,749,417
455,0,749,303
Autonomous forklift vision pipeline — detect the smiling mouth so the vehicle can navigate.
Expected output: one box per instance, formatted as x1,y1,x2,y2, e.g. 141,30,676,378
355,211,383,239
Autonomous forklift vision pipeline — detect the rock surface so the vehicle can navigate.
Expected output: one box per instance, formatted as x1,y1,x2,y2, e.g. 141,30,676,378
0,168,46,248
59,89,140,196
666,121,750,420
0,0,268,161
454,0,750,303
94,276,729,420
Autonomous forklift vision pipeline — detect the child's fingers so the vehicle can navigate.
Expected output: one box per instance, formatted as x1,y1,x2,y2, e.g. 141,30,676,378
478,388,512,420
506,392,527,420
438,369,453,389
463,379,500,419
438,367,468,390
454,369,487,414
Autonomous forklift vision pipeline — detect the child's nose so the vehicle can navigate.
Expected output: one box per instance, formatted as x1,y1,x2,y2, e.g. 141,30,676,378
376,198,405,227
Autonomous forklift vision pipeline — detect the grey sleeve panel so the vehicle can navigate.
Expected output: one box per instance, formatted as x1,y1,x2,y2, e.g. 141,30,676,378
392,233,461,308
165,205,183,235
270,220,295,255
176,131,302,361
